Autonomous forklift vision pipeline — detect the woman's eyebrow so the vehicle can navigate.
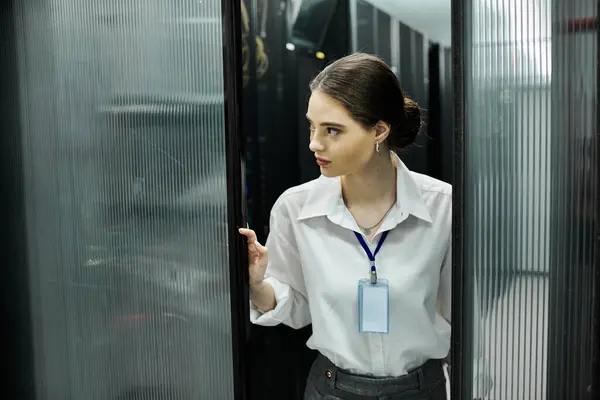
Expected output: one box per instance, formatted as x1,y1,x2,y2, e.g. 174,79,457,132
305,115,345,128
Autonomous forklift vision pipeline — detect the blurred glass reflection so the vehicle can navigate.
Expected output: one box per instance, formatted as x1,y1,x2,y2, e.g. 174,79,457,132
14,0,234,398
465,0,597,398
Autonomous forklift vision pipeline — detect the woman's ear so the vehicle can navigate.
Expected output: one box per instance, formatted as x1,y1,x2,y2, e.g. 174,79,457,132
373,121,391,143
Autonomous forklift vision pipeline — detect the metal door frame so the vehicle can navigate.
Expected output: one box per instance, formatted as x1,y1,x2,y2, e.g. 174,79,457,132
450,0,474,398
0,2,35,397
222,0,251,398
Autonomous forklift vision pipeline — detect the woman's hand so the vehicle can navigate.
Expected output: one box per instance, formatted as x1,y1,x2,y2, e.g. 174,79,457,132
238,228,269,287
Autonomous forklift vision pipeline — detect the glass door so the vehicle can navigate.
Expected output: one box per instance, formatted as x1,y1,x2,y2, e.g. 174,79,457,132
3,0,247,398
454,0,599,398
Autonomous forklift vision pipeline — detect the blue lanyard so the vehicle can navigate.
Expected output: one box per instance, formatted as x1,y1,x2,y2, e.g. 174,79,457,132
354,231,389,284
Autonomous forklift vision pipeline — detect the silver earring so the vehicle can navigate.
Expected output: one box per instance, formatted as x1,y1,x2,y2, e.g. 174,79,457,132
376,141,380,154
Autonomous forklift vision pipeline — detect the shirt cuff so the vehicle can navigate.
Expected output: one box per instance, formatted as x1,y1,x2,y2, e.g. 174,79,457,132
249,277,291,326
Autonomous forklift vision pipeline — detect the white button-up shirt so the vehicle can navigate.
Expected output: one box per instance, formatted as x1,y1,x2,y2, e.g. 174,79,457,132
250,154,452,377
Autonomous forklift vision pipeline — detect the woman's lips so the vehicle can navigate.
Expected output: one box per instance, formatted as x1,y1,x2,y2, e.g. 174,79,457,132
316,157,331,167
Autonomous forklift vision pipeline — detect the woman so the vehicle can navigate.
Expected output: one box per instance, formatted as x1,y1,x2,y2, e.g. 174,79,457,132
239,53,451,400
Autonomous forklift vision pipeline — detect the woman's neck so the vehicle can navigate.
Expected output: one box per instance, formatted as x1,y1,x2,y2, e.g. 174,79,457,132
341,151,397,208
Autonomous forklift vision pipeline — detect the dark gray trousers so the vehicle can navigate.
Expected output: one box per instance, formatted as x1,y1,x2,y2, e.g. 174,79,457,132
304,354,447,400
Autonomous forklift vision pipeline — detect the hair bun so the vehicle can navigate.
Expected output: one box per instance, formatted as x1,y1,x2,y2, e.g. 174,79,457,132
389,97,422,148
405,98,422,138
404,97,422,135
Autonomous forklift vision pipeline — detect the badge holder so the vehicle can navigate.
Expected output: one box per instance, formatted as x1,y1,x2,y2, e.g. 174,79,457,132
355,231,390,334
358,267,389,334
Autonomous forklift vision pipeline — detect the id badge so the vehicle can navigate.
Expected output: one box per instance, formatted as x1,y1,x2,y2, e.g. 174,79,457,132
357,279,389,334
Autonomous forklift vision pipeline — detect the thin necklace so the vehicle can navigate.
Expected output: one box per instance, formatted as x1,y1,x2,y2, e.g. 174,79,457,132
356,202,396,235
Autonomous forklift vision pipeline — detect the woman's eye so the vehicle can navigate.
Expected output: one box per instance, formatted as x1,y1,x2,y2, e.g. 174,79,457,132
326,127,340,136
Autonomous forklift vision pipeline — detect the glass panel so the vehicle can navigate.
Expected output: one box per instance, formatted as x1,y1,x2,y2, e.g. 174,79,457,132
440,47,453,184
548,1,598,398
465,0,597,398
375,9,391,64
398,21,414,91
356,0,375,53
397,22,429,174
14,0,234,399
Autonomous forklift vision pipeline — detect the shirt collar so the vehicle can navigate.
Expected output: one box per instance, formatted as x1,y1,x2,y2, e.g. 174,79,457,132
297,152,433,225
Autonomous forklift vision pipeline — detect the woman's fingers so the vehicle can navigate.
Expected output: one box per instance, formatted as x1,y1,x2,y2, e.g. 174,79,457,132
238,228,257,242
239,228,262,263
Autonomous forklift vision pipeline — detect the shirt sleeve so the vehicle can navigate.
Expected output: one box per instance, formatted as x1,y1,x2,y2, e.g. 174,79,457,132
249,202,311,330
436,239,452,325
436,238,494,398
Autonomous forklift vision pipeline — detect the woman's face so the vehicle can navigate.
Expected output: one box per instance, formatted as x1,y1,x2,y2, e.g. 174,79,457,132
306,90,378,178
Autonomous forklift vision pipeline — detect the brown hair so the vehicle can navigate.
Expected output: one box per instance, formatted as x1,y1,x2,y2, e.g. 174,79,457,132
309,53,421,149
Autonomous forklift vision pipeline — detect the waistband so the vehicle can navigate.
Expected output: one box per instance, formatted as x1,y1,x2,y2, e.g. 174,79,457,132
308,354,445,398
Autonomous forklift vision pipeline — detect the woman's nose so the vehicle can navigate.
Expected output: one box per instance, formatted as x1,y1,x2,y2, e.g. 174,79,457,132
309,137,324,153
